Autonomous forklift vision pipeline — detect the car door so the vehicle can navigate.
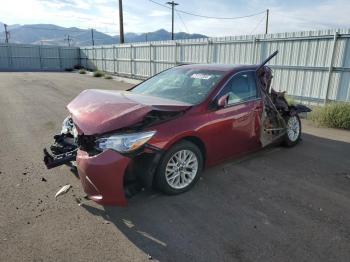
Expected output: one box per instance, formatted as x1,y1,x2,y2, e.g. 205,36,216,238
205,71,262,164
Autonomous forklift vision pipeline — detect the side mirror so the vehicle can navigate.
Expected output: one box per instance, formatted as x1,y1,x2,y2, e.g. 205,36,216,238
217,94,229,108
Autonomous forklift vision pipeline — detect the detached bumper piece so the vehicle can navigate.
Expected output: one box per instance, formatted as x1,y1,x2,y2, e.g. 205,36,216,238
43,148,77,169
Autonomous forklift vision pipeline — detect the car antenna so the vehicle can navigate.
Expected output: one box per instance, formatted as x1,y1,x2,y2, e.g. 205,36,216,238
256,50,278,72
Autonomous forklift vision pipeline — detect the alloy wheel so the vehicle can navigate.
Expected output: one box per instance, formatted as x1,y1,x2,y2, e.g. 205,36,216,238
165,149,198,189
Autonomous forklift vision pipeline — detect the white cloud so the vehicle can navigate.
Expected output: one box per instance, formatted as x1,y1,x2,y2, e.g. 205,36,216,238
149,10,170,17
0,0,349,37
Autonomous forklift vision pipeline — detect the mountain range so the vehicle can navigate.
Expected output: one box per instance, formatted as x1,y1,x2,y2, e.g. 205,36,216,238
0,22,207,46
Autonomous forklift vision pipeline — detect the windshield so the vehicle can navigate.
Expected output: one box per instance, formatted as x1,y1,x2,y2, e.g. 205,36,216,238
131,67,225,104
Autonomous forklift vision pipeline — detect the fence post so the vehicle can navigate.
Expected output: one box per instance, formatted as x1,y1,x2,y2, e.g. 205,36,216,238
324,30,339,104
252,38,257,64
101,46,104,71
104,47,107,72
58,47,62,70
38,45,43,70
84,48,88,69
130,44,133,77
6,44,12,69
116,46,119,74
112,46,116,74
149,43,152,77
77,47,81,69
174,41,177,66
206,39,211,63
93,46,96,70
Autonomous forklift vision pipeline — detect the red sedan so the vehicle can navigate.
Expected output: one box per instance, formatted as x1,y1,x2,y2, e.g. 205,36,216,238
44,51,310,206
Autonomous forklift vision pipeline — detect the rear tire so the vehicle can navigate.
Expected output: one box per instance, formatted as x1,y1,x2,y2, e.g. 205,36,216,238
155,140,203,195
282,114,301,147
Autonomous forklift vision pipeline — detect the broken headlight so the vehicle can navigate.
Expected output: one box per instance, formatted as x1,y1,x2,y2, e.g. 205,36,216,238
61,116,78,138
96,131,156,153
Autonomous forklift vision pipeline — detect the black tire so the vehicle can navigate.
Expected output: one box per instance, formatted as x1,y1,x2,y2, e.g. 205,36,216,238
282,114,301,147
155,140,203,195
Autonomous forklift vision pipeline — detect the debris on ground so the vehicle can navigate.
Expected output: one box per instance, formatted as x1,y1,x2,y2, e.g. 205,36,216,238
147,254,152,260
41,177,47,182
75,195,91,206
55,184,71,198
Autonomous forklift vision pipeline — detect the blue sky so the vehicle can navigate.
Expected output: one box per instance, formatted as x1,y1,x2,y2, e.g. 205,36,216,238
0,0,349,36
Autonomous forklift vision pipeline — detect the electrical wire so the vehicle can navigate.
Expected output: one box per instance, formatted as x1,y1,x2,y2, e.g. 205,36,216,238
176,10,190,34
149,0,266,20
250,14,266,34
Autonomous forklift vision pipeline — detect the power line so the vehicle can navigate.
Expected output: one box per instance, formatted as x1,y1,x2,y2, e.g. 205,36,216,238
149,0,266,20
64,35,72,47
91,29,95,46
265,9,269,34
166,1,178,40
250,14,266,35
176,10,189,34
119,0,125,43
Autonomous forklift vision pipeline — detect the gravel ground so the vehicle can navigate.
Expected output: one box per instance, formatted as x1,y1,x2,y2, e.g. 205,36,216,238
0,72,349,262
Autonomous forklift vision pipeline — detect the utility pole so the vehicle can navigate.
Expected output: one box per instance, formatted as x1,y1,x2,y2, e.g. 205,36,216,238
166,1,178,40
4,24,9,43
91,29,95,46
265,9,269,34
64,35,72,47
119,0,125,44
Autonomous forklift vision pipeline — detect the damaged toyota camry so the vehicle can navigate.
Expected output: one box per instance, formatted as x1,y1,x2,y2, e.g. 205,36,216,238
44,51,311,206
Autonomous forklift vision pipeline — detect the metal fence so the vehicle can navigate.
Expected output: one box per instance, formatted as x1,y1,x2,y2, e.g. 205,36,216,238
0,44,80,71
80,29,350,104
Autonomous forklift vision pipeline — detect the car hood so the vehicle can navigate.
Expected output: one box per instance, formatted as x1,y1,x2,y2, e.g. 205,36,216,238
67,89,192,135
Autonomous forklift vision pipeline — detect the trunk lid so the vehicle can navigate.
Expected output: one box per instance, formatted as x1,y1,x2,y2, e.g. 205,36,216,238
67,89,192,135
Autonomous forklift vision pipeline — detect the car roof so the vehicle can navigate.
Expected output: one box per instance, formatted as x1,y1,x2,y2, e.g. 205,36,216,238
177,63,259,73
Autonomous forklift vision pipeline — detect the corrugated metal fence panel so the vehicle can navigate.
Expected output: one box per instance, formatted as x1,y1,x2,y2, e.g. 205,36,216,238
2,29,350,103
80,29,350,103
0,44,79,71
61,47,80,69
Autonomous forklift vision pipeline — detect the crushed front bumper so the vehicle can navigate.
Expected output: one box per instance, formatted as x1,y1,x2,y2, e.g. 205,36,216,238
76,149,131,206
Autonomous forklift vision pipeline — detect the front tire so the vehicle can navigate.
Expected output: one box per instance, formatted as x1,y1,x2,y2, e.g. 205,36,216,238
282,114,301,147
155,141,203,195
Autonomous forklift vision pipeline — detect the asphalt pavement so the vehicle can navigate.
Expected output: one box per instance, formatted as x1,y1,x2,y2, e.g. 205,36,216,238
0,72,349,262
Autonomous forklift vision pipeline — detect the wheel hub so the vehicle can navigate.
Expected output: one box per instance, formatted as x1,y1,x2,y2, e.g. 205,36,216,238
165,149,198,189
287,116,300,142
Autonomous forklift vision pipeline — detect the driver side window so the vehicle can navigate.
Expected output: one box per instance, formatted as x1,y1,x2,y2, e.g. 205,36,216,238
223,71,258,105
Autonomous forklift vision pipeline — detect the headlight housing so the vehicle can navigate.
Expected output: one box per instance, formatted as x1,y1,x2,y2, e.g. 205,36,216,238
61,116,78,139
61,116,73,134
96,131,156,153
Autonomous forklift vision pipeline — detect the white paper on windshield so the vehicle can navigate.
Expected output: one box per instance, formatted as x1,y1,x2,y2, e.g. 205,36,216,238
190,73,212,80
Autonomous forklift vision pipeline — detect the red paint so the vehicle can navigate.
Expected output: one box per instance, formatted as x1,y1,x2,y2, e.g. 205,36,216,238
67,89,191,135
71,64,266,206
76,149,130,206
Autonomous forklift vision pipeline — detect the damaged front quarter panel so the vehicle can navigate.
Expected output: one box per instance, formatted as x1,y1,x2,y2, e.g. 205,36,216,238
43,90,190,205
66,89,192,135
